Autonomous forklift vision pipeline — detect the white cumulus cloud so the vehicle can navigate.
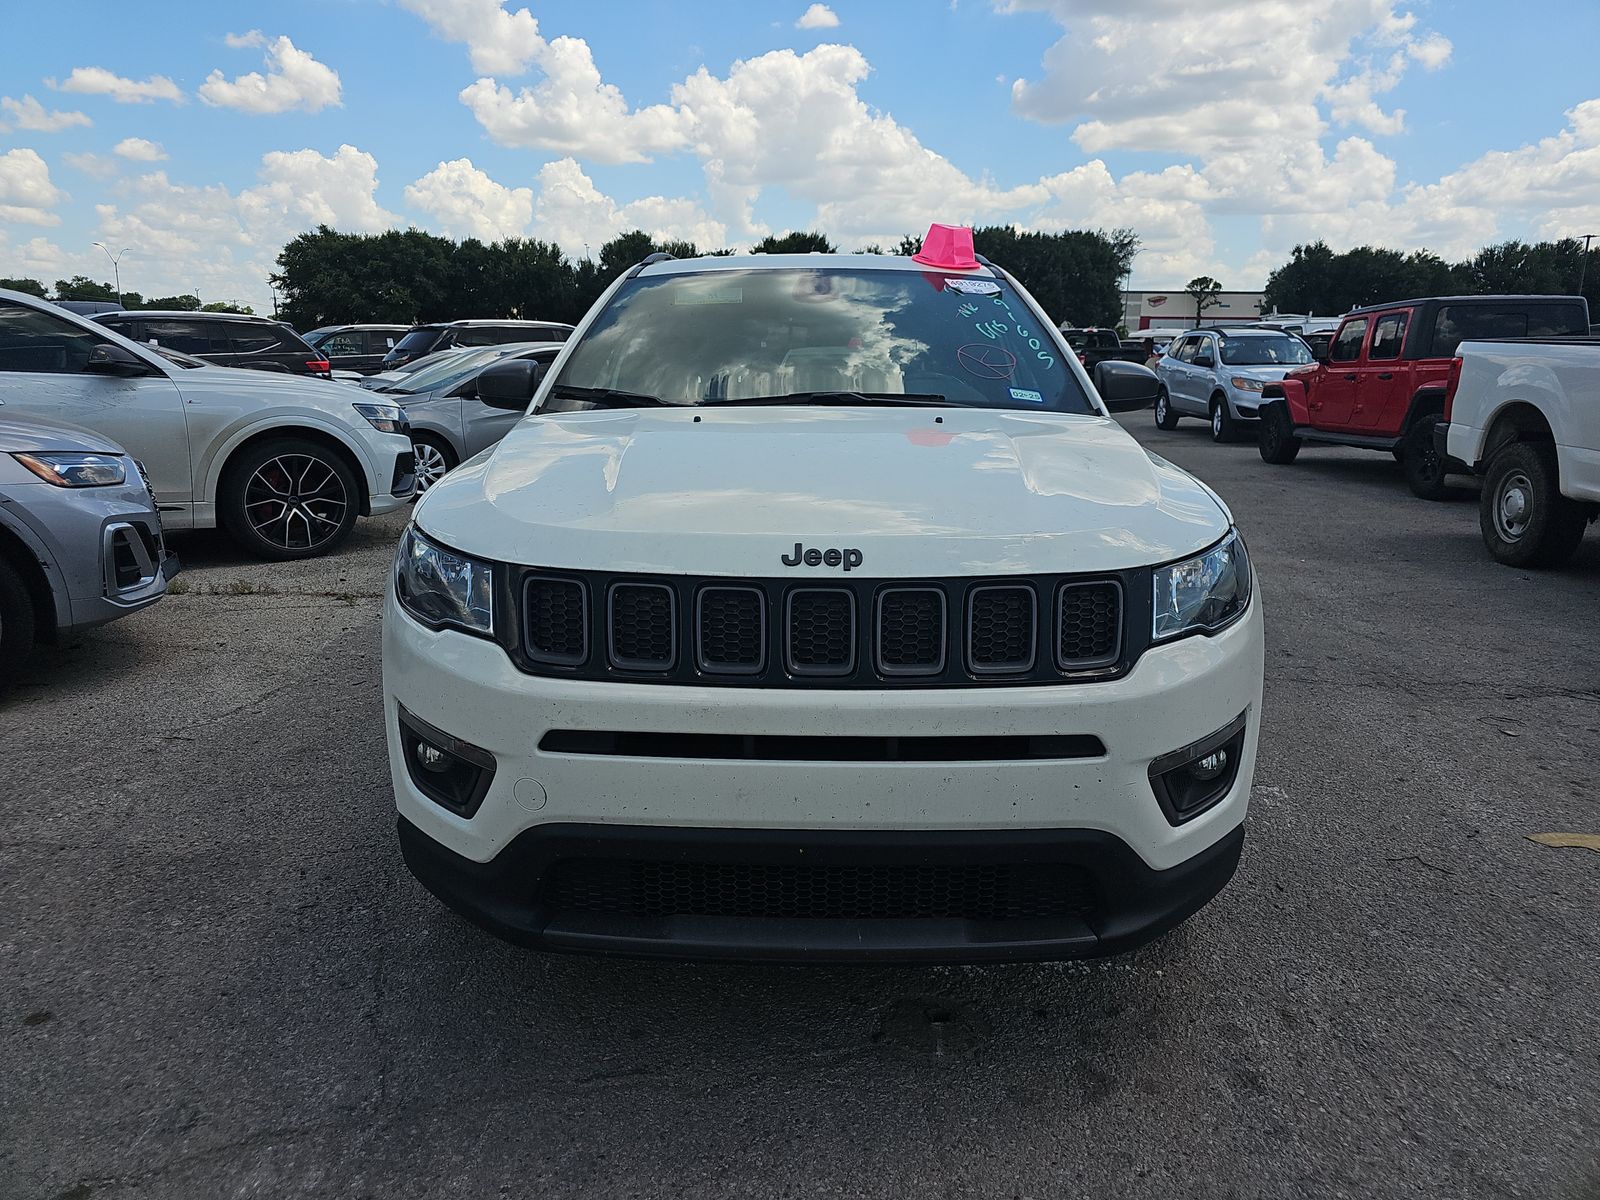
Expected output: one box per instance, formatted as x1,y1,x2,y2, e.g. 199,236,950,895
405,158,533,241
398,0,545,75
796,4,840,29
199,34,343,114
49,67,184,105
0,95,91,133
533,158,726,256
113,137,168,162
0,149,67,225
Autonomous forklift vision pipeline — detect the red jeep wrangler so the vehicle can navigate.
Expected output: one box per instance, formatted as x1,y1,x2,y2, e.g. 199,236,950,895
1256,295,1590,498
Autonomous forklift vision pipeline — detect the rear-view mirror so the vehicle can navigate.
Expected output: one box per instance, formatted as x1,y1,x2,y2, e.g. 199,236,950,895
1094,360,1161,412
476,359,545,410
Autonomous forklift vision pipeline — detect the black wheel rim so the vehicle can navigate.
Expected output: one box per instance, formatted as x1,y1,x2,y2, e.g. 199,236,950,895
244,453,348,551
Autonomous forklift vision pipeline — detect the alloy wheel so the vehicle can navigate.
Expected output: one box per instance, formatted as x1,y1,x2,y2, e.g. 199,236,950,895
413,442,450,493
1212,406,1223,438
243,453,350,553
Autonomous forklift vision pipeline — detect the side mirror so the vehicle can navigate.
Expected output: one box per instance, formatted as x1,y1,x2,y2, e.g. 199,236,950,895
1312,345,1330,364
476,359,545,410
1094,360,1161,412
85,342,152,376
1192,353,1214,369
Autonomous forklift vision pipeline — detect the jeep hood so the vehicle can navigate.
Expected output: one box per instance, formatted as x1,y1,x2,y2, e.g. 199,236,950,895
415,407,1231,576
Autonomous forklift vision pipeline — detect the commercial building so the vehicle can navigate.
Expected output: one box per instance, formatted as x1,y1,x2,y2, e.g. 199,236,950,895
1122,289,1266,333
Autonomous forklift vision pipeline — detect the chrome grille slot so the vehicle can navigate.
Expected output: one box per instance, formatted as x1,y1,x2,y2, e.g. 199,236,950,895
875,587,945,675
785,588,855,675
696,586,765,674
1057,581,1122,669
967,585,1036,673
524,576,588,666
608,582,677,670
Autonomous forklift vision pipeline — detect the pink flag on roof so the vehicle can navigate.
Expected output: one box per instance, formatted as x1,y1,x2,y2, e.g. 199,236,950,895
913,223,978,270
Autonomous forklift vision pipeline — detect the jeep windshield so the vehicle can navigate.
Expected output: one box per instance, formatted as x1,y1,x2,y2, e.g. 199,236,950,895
543,267,1096,414
1218,334,1313,366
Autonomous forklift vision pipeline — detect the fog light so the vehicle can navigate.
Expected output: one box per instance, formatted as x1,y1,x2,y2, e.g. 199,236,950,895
397,704,497,816
415,740,452,772
1148,712,1248,825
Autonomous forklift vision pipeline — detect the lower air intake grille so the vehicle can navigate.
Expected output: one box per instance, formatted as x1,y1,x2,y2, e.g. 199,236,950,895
544,859,1098,922
968,585,1036,673
524,577,587,666
786,589,854,675
1058,581,1122,668
609,583,676,670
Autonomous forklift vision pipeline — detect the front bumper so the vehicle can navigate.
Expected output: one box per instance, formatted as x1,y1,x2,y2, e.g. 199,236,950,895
398,816,1245,963
384,588,1263,959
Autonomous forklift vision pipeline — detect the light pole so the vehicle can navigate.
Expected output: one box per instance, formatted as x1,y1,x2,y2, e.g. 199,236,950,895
91,243,131,307
268,281,280,319
1579,234,1597,302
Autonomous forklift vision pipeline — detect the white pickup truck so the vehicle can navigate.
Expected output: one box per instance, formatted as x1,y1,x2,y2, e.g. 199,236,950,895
1440,337,1600,566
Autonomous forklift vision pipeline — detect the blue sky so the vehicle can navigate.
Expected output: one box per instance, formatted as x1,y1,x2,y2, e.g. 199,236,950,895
3,0,1598,313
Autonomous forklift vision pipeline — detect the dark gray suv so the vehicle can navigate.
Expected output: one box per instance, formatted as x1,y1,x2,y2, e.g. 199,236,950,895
93,311,331,378
382,319,574,370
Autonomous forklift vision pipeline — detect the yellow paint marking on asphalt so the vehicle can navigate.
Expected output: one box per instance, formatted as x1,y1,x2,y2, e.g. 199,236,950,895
1528,832,1600,853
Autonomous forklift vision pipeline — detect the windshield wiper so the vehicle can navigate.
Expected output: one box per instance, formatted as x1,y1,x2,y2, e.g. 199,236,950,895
547,384,672,409
704,390,950,408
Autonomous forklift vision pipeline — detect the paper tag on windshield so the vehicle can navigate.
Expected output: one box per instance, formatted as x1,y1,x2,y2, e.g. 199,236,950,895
945,278,1000,296
1009,387,1044,403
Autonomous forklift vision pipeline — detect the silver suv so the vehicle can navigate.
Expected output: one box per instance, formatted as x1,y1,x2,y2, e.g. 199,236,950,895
0,289,416,560
1154,327,1314,442
0,414,173,666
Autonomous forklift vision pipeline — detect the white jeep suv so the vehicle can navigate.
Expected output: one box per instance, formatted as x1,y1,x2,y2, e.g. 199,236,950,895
384,235,1264,962
0,289,414,559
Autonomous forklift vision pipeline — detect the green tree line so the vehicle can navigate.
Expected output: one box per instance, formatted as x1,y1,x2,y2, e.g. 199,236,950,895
1262,238,1600,316
0,274,254,313
264,223,1140,332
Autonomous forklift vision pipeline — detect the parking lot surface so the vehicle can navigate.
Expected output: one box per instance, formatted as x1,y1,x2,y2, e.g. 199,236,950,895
3,415,1597,1200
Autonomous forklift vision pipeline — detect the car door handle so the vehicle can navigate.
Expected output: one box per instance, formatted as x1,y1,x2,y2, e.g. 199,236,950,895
1343,373,1357,381
1376,372,1393,380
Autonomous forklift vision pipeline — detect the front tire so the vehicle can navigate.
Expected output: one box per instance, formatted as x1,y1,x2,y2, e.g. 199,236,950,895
1258,404,1300,464
1210,395,1237,443
220,437,360,561
412,435,457,497
0,557,36,670
1402,415,1449,501
1154,388,1180,430
1479,442,1588,567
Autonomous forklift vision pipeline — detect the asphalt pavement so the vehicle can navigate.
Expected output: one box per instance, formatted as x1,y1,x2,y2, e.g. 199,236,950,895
2,412,1597,1199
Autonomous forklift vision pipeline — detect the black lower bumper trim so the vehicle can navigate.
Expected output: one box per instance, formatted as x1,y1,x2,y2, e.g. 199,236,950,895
397,818,1245,964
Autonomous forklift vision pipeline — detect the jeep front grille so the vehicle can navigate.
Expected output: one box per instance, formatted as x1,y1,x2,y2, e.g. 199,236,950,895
523,576,587,666
511,569,1133,688
1057,581,1122,668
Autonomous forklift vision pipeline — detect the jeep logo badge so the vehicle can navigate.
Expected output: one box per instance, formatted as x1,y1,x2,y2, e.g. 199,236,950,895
782,543,863,572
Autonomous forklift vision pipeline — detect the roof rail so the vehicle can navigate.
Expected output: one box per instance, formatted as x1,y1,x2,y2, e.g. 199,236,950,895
625,250,676,279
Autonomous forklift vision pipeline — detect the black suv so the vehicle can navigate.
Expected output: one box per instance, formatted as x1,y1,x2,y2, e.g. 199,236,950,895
304,323,410,375
92,311,331,377
382,319,574,369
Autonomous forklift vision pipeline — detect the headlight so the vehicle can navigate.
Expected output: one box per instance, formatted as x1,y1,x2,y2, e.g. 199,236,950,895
1152,531,1252,642
1229,376,1266,392
11,451,127,487
354,402,408,434
394,526,494,636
